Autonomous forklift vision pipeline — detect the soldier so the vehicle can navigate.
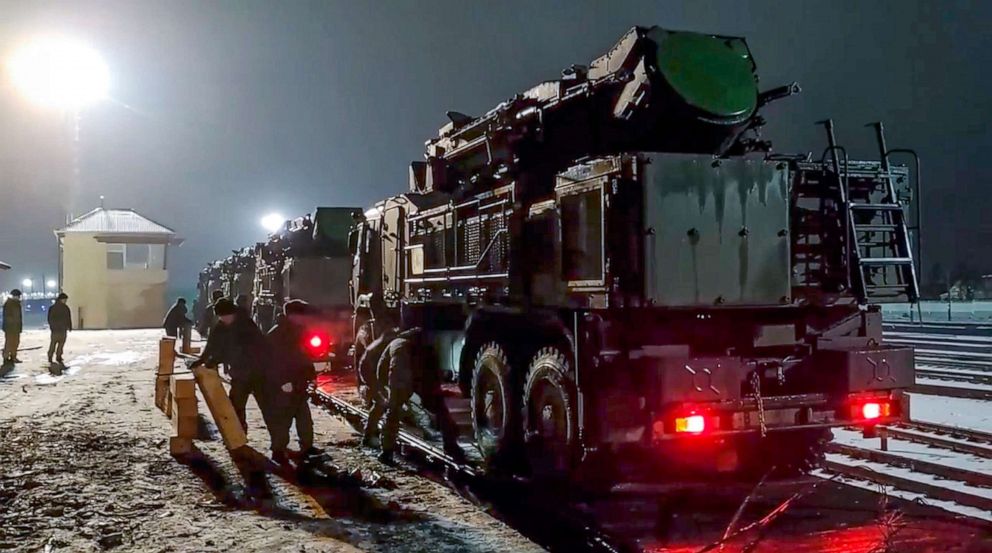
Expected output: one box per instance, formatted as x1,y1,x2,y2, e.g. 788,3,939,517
356,319,398,408
265,300,321,464
2,289,23,364
47,293,72,366
162,297,191,338
362,328,466,464
201,289,225,338
191,298,271,432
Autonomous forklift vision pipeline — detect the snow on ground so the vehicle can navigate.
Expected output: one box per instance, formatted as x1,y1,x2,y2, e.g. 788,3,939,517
833,428,992,476
908,393,992,433
811,469,992,524
0,329,541,553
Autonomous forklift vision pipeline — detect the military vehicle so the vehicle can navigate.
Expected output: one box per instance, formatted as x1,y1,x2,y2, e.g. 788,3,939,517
349,26,918,476
252,207,359,363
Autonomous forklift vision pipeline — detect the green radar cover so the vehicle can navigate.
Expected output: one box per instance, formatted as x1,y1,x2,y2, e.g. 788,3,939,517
652,29,758,122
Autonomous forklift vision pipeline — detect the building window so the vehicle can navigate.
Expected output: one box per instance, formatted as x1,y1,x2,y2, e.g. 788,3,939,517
107,244,125,270
107,243,166,270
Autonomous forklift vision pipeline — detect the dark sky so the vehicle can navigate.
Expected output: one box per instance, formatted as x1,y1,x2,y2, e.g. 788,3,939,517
1,0,990,292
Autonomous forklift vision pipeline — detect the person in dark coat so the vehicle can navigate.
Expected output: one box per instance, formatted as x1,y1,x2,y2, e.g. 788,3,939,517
356,324,398,408
191,298,271,432
363,328,465,464
162,298,192,338
3,289,23,364
265,300,321,464
200,290,225,338
47,293,72,365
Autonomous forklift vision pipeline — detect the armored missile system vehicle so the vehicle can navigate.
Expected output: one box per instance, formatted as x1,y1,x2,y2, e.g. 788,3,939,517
253,207,359,364
350,26,919,476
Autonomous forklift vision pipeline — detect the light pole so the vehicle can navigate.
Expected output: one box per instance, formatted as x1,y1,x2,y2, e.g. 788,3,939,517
6,35,109,216
46,279,57,294
21,278,33,294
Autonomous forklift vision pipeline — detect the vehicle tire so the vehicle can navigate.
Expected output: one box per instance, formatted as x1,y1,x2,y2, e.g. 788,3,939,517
471,342,518,466
522,347,579,480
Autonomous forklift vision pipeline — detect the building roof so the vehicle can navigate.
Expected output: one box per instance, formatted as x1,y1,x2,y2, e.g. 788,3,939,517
56,208,176,236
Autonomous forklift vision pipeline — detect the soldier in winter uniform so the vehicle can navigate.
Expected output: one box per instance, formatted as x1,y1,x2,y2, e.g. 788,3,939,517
191,298,271,432
162,298,191,338
355,319,398,407
265,300,322,464
47,293,72,365
362,328,466,464
2,289,23,364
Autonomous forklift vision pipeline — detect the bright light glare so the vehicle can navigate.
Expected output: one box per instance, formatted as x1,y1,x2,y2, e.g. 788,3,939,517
675,414,706,434
46,279,57,288
21,278,32,288
7,36,109,109
260,213,285,233
308,335,324,349
862,402,882,420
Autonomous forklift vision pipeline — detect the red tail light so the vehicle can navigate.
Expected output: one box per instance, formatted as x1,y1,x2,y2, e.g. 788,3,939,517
851,400,891,421
675,414,706,434
305,332,331,357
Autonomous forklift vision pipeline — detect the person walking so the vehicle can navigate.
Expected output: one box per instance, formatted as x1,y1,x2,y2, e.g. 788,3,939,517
162,297,191,338
363,327,466,464
191,298,271,432
2,289,23,365
47,293,72,366
265,300,322,464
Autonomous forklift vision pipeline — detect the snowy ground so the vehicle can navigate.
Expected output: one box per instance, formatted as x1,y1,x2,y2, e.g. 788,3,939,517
0,329,540,553
909,393,992,433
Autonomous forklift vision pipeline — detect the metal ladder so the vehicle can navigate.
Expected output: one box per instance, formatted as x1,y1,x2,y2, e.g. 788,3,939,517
818,120,920,304
847,123,920,303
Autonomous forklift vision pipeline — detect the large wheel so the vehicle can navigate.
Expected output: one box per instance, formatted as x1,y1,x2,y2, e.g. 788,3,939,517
522,347,579,479
471,342,518,466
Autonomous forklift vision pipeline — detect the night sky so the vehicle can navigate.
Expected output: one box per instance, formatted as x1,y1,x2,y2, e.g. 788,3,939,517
1,0,989,292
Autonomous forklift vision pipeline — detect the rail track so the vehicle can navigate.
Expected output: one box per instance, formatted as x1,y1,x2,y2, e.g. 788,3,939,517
822,420,992,515
308,374,992,551
884,321,992,399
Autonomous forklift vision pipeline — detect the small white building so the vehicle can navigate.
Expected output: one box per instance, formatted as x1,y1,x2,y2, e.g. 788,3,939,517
55,207,182,329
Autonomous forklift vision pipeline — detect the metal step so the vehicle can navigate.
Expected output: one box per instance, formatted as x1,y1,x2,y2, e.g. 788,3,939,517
859,257,913,266
849,203,904,212
854,224,899,232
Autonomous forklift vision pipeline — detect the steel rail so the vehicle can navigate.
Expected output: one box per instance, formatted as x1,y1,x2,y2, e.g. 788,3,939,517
821,459,992,512
826,442,992,488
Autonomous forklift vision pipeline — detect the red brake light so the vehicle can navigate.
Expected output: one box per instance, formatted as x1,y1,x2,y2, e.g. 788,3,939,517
862,402,883,420
308,335,323,349
675,414,706,434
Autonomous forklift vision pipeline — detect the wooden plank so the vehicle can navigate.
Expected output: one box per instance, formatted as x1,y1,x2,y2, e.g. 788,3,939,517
192,366,247,451
170,373,196,399
169,436,193,457
158,338,177,375
172,414,199,439
181,325,193,354
171,396,197,418
154,375,170,413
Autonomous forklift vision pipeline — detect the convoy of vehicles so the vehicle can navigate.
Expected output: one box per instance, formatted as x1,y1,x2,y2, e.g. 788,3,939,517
197,26,918,478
